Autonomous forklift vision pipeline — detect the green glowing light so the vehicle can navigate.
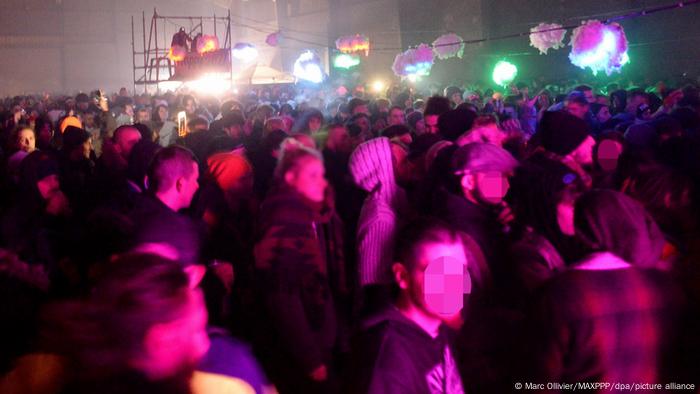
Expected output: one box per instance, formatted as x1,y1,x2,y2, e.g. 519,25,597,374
492,60,518,86
333,53,361,69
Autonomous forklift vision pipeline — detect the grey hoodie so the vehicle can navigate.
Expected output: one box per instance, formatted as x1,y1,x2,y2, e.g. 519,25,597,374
349,137,408,286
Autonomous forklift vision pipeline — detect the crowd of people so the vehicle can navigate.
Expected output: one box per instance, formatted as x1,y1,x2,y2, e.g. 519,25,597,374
0,76,700,393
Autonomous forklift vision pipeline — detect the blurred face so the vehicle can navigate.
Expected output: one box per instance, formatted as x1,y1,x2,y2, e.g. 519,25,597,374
81,138,93,159
158,106,169,121
327,126,351,153
414,119,426,134
353,104,369,115
137,109,151,123
285,157,327,203
356,116,370,134
143,288,210,379
596,106,611,124
474,171,509,205
38,124,53,146
308,116,322,133
571,135,596,166
37,174,61,201
17,128,36,153
424,114,439,134
400,241,469,321
583,89,595,104
185,99,196,115
389,108,405,126
116,128,142,159
567,102,589,119
451,93,463,105
84,113,96,128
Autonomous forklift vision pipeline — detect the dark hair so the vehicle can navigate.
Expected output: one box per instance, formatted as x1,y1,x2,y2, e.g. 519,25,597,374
41,253,190,378
394,217,459,272
188,117,209,131
382,124,411,139
424,95,451,117
147,145,198,193
574,85,593,93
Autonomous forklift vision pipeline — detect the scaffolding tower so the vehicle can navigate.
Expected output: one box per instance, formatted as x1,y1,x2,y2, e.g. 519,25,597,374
131,8,232,94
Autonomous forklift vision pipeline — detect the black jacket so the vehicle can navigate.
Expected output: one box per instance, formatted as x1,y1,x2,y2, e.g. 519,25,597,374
346,307,464,394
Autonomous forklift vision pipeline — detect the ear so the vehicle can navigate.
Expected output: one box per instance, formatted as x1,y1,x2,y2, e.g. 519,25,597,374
392,262,409,290
184,265,206,289
460,173,475,191
175,176,185,193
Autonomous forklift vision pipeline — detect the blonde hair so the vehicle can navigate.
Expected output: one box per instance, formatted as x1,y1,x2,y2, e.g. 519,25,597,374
274,138,323,181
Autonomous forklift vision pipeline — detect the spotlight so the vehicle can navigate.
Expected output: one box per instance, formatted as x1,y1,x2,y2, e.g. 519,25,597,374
372,80,385,93
492,60,518,86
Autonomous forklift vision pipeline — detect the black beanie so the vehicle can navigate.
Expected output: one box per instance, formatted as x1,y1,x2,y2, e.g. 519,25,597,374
62,126,90,152
539,111,590,156
438,108,476,142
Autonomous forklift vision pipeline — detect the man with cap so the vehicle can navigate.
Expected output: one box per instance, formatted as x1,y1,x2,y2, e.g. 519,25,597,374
432,142,518,287
536,111,595,188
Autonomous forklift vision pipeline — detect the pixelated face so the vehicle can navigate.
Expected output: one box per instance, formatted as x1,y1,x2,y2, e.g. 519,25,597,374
424,115,439,134
410,241,470,319
287,157,327,203
597,139,623,172
475,171,509,204
389,109,405,126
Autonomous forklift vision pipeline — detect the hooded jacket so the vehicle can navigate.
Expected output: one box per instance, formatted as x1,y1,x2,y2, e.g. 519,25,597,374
349,137,408,286
346,307,464,394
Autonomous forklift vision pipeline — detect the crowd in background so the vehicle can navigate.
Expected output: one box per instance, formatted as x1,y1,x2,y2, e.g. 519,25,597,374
1,75,700,393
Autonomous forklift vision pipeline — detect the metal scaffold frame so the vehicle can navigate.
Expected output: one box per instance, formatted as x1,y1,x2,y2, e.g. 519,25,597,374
131,8,232,94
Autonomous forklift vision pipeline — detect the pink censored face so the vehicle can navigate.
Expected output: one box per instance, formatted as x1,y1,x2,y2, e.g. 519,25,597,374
477,171,509,204
424,256,470,316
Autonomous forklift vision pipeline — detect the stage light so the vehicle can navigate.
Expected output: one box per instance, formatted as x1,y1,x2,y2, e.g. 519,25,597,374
187,73,230,96
492,60,518,86
333,53,360,69
196,35,220,55
233,43,258,62
372,80,385,93
293,51,324,84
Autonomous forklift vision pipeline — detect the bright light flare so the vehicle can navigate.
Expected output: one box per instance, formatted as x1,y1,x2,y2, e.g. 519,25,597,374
333,53,361,69
233,43,258,62
372,80,385,93
293,50,324,84
492,60,518,86
187,73,231,96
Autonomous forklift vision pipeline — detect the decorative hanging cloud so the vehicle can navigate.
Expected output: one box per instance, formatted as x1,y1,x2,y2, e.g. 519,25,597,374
569,20,629,76
266,31,280,47
232,42,258,62
432,33,464,59
335,34,370,56
293,50,325,83
196,35,220,54
392,44,434,78
529,22,566,55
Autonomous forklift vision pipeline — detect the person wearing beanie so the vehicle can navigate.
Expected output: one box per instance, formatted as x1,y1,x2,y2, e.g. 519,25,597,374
349,137,410,315
59,116,82,135
444,86,464,108
59,126,97,215
537,110,595,188
432,142,518,298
